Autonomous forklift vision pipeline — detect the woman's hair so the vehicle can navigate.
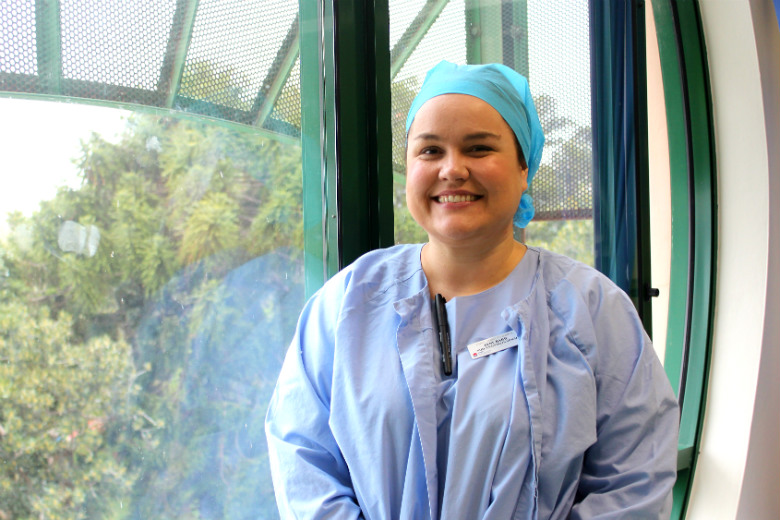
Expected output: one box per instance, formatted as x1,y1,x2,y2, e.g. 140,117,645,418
513,134,528,170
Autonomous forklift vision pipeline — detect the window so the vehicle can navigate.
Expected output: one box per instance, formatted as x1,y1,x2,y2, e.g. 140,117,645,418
647,1,717,517
0,0,715,518
1,1,302,517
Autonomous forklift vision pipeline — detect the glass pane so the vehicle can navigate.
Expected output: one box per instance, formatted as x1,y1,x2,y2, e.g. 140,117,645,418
646,2,671,362
0,98,302,518
388,0,594,265
523,1,593,265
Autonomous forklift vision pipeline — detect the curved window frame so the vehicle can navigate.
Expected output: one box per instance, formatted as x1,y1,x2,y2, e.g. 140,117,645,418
649,1,716,517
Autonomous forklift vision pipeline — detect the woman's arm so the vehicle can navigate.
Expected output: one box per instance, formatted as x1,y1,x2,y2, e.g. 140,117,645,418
570,278,679,519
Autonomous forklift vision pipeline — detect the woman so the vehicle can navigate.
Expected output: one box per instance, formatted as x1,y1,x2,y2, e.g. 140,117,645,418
265,61,678,519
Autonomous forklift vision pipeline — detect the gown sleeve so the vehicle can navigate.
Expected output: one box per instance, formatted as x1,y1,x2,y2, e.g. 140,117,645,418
568,275,679,519
264,283,364,519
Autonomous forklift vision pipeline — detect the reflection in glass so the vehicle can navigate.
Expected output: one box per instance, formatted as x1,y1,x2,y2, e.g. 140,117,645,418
0,100,302,518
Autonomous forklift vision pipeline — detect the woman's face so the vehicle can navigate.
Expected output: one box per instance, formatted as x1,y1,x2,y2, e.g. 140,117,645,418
405,94,528,248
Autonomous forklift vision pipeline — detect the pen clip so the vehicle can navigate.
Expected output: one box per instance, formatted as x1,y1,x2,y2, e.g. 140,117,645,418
435,294,453,376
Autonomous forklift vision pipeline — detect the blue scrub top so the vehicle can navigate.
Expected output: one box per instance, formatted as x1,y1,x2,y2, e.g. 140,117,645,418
265,244,679,519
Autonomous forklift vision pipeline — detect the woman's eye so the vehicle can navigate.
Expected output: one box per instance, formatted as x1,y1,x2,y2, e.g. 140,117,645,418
420,147,440,155
470,145,493,153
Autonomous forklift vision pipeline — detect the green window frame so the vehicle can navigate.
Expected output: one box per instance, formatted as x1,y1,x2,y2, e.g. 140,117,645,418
650,1,716,518
299,0,394,296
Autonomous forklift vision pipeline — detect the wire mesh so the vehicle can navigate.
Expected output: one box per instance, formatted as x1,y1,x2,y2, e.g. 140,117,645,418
0,0,301,139
0,0,37,76
60,0,174,94
180,0,297,112
527,0,592,220
389,0,467,172
266,57,301,135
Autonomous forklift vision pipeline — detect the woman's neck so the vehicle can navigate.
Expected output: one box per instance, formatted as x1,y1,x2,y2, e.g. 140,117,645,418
421,235,527,301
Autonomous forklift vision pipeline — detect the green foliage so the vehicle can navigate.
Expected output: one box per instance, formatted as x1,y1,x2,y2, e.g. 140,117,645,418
180,62,254,111
1,108,304,518
525,219,594,265
179,192,241,264
0,302,138,519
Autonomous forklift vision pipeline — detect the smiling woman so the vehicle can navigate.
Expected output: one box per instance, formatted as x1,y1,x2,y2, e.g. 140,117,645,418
3,0,756,517
265,60,678,519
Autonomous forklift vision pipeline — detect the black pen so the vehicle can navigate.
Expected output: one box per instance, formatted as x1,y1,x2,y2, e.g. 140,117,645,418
434,294,453,376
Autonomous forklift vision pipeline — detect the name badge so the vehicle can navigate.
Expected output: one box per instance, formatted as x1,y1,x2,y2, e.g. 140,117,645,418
467,331,518,359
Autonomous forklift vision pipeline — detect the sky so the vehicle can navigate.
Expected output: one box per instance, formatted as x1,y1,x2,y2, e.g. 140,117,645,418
0,98,128,238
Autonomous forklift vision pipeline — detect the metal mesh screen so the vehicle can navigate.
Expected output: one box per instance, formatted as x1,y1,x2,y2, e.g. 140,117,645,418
0,0,301,139
0,0,37,75
267,57,302,134
60,0,174,92
389,0,467,172
388,0,593,222
527,0,592,220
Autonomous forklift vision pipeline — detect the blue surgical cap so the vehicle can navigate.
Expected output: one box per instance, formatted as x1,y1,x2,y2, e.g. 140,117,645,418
405,61,545,228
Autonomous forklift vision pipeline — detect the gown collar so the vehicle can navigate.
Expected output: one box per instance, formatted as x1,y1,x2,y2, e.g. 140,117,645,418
390,246,546,519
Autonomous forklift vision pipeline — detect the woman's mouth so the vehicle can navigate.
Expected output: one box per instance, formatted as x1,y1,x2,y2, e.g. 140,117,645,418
435,194,480,203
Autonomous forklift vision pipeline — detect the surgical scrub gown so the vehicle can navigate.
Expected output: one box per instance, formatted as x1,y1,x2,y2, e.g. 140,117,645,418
265,244,679,519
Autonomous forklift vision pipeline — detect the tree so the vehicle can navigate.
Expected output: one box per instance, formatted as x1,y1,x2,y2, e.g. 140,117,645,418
0,300,139,519
1,111,305,518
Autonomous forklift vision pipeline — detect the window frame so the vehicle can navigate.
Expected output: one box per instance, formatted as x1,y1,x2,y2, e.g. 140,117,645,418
300,0,394,296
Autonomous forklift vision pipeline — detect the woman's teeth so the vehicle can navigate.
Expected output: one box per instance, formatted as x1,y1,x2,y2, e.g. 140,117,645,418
438,194,477,203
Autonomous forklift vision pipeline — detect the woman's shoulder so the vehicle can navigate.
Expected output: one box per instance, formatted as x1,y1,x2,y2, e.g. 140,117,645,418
529,246,607,285
314,243,426,305
528,246,632,313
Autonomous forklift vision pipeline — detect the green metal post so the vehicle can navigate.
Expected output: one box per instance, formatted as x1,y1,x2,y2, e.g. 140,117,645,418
36,0,62,94
465,0,482,64
300,0,329,295
510,0,529,75
161,0,199,108
253,14,300,127
327,0,394,269
390,0,450,80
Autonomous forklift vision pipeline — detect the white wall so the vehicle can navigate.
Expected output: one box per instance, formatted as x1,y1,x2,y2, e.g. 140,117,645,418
687,1,780,519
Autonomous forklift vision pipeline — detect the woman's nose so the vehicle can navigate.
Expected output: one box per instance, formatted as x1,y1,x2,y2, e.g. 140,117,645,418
439,153,469,181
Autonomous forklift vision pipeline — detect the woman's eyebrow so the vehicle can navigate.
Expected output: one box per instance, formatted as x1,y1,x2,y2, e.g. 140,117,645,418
410,131,502,141
410,132,440,141
463,131,502,141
